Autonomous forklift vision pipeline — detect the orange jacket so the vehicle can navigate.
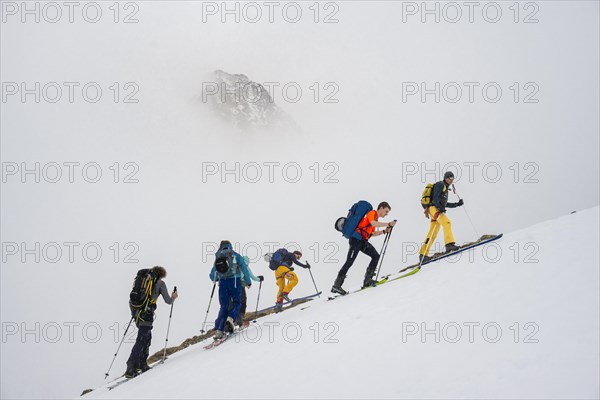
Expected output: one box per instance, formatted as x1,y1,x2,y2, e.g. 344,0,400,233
356,210,378,240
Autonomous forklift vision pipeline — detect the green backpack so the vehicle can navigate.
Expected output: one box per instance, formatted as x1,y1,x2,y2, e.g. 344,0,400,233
421,183,447,209
421,183,434,209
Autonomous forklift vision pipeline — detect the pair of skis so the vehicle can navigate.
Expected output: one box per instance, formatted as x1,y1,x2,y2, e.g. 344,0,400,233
106,358,166,390
253,292,323,315
203,321,250,350
328,234,503,300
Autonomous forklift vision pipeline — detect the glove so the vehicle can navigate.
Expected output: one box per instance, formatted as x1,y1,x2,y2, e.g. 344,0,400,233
424,209,430,219
305,262,311,269
457,199,464,207
258,275,264,282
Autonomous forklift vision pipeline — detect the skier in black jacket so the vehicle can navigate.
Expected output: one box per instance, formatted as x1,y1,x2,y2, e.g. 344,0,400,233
418,171,464,262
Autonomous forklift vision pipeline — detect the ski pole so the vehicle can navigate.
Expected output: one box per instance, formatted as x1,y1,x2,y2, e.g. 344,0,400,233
307,266,320,297
161,286,177,363
104,316,134,379
252,279,263,323
200,281,217,334
452,184,480,238
375,222,395,281
375,230,391,280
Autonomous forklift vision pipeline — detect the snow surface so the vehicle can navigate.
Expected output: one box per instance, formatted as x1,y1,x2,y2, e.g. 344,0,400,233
84,207,600,399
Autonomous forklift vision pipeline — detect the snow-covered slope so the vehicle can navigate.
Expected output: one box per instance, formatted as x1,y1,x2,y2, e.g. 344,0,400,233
85,207,599,399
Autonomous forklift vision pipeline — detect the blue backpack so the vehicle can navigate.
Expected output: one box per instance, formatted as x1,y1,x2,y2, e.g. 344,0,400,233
268,248,290,271
335,200,373,239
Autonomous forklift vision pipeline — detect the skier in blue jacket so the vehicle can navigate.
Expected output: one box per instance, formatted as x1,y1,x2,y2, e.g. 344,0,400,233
209,240,252,340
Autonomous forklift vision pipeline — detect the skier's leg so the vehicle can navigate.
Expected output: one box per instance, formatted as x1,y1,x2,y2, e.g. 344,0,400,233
237,287,247,324
283,271,299,294
228,279,242,322
214,281,230,332
423,206,444,255
334,238,361,287
437,213,456,245
360,240,380,285
127,325,151,375
275,267,288,302
139,327,152,370
419,219,438,256
424,222,441,256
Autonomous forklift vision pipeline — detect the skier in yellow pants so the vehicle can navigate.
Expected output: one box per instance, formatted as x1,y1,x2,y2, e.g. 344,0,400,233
419,171,464,263
267,249,310,307
275,266,298,303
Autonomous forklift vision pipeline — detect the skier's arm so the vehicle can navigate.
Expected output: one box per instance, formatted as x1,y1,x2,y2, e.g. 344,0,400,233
446,199,464,208
157,280,174,305
237,254,253,285
245,263,261,282
292,259,309,268
367,210,396,229
370,220,391,228
209,265,218,282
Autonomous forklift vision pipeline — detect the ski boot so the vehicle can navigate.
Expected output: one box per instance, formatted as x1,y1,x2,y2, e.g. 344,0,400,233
280,292,291,302
136,363,152,374
361,279,377,289
331,285,348,295
125,361,138,379
225,317,235,333
445,242,459,252
213,330,225,340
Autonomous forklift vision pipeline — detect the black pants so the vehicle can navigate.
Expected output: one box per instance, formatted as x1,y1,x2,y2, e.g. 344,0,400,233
127,325,152,369
336,237,380,286
229,286,247,324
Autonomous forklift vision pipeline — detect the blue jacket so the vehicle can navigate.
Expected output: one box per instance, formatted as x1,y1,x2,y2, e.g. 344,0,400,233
240,256,261,286
209,245,251,283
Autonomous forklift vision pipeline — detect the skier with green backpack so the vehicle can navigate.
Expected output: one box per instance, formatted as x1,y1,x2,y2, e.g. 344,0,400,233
419,171,464,263
125,266,178,378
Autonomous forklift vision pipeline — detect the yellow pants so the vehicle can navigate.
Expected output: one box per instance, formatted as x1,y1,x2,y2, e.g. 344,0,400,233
275,266,298,302
419,206,455,256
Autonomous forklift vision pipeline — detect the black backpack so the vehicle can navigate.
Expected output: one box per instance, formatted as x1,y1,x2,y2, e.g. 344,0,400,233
129,269,156,310
215,255,230,274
